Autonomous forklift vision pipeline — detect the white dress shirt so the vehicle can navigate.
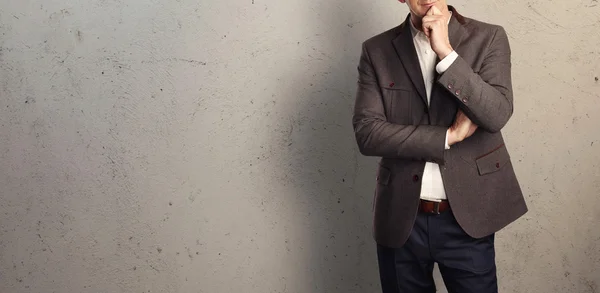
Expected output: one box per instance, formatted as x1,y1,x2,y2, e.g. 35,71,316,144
409,14,458,202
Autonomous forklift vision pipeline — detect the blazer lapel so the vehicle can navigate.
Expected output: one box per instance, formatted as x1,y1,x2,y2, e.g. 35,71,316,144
392,17,427,105
447,6,466,55
392,7,467,112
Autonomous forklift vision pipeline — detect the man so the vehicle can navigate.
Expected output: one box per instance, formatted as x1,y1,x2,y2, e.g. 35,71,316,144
352,1,528,292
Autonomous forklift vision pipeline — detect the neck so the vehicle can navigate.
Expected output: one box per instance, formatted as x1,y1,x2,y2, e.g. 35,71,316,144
410,15,424,31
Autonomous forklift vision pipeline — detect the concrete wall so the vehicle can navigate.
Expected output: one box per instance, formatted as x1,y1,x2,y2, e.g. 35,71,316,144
0,0,598,292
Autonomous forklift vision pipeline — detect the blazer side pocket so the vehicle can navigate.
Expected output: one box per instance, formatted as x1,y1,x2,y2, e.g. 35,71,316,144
475,144,510,176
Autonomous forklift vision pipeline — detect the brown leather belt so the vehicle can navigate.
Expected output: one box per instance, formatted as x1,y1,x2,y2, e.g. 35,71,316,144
419,199,450,214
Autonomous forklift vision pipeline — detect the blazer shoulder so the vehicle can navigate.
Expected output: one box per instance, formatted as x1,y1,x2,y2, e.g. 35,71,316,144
361,24,403,51
462,16,507,37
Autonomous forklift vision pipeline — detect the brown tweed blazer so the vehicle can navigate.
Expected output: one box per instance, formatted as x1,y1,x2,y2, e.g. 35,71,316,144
352,6,528,248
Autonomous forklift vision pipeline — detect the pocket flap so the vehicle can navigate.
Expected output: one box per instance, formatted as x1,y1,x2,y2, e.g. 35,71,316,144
475,144,510,175
380,83,412,91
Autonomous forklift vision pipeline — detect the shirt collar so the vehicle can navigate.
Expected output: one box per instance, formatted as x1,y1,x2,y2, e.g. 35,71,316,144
409,11,452,38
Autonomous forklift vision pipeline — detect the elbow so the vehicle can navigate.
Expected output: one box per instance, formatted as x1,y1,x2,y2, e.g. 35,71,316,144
358,145,376,157
354,128,377,157
483,124,503,134
481,117,507,133
353,117,388,157
355,134,374,156
482,106,513,133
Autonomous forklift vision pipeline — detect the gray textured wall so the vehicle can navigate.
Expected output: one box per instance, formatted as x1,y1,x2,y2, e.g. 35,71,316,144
1,0,599,292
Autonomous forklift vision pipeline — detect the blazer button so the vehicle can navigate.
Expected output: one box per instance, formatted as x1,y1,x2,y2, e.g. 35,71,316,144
455,89,461,96
413,175,419,182
462,98,468,103
447,84,453,89
496,162,500,168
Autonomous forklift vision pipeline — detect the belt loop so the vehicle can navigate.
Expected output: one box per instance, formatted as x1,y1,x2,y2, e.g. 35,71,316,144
433,202,440,215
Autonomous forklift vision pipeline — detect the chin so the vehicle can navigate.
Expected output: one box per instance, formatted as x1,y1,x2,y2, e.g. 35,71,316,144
412,8,428,18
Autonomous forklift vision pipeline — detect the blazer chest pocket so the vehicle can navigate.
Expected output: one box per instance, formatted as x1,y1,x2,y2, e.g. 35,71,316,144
475,144,510,176
381,86,412,124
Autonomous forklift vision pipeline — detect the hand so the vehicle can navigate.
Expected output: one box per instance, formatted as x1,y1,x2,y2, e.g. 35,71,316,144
422,6,453,59
447,110,478,146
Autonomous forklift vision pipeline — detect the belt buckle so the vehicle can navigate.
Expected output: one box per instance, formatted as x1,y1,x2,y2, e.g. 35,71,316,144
432,202,441,215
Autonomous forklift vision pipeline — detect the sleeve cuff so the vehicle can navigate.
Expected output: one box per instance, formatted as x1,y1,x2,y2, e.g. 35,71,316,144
436,51,459,74
444,130,451,150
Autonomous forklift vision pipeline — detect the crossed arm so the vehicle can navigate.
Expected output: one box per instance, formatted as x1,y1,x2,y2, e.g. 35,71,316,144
352,27,514,163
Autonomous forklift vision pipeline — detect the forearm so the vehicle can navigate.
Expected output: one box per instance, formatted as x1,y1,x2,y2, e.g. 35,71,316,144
438,56,513,132
437,27,514,133
353,42,448,163
353,116,447,163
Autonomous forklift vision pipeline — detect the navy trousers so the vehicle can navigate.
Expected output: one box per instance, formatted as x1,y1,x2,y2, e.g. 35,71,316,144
377,210,497,293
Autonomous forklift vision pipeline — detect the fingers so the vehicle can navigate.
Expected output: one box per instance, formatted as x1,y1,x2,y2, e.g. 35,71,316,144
450,110,478,143
422,6,452,58
461,113,478,138
466,124,478,138
421,14,441,38
456,111,473,125
422,16,443,28
423,26,430,38
426,6,434,16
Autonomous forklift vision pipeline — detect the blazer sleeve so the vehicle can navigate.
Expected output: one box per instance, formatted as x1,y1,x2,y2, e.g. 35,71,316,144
352,42,448,163
437,26,513,133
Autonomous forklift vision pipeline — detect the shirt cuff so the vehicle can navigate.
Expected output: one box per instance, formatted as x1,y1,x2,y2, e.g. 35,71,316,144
436,51,459,74
444,130,450,150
